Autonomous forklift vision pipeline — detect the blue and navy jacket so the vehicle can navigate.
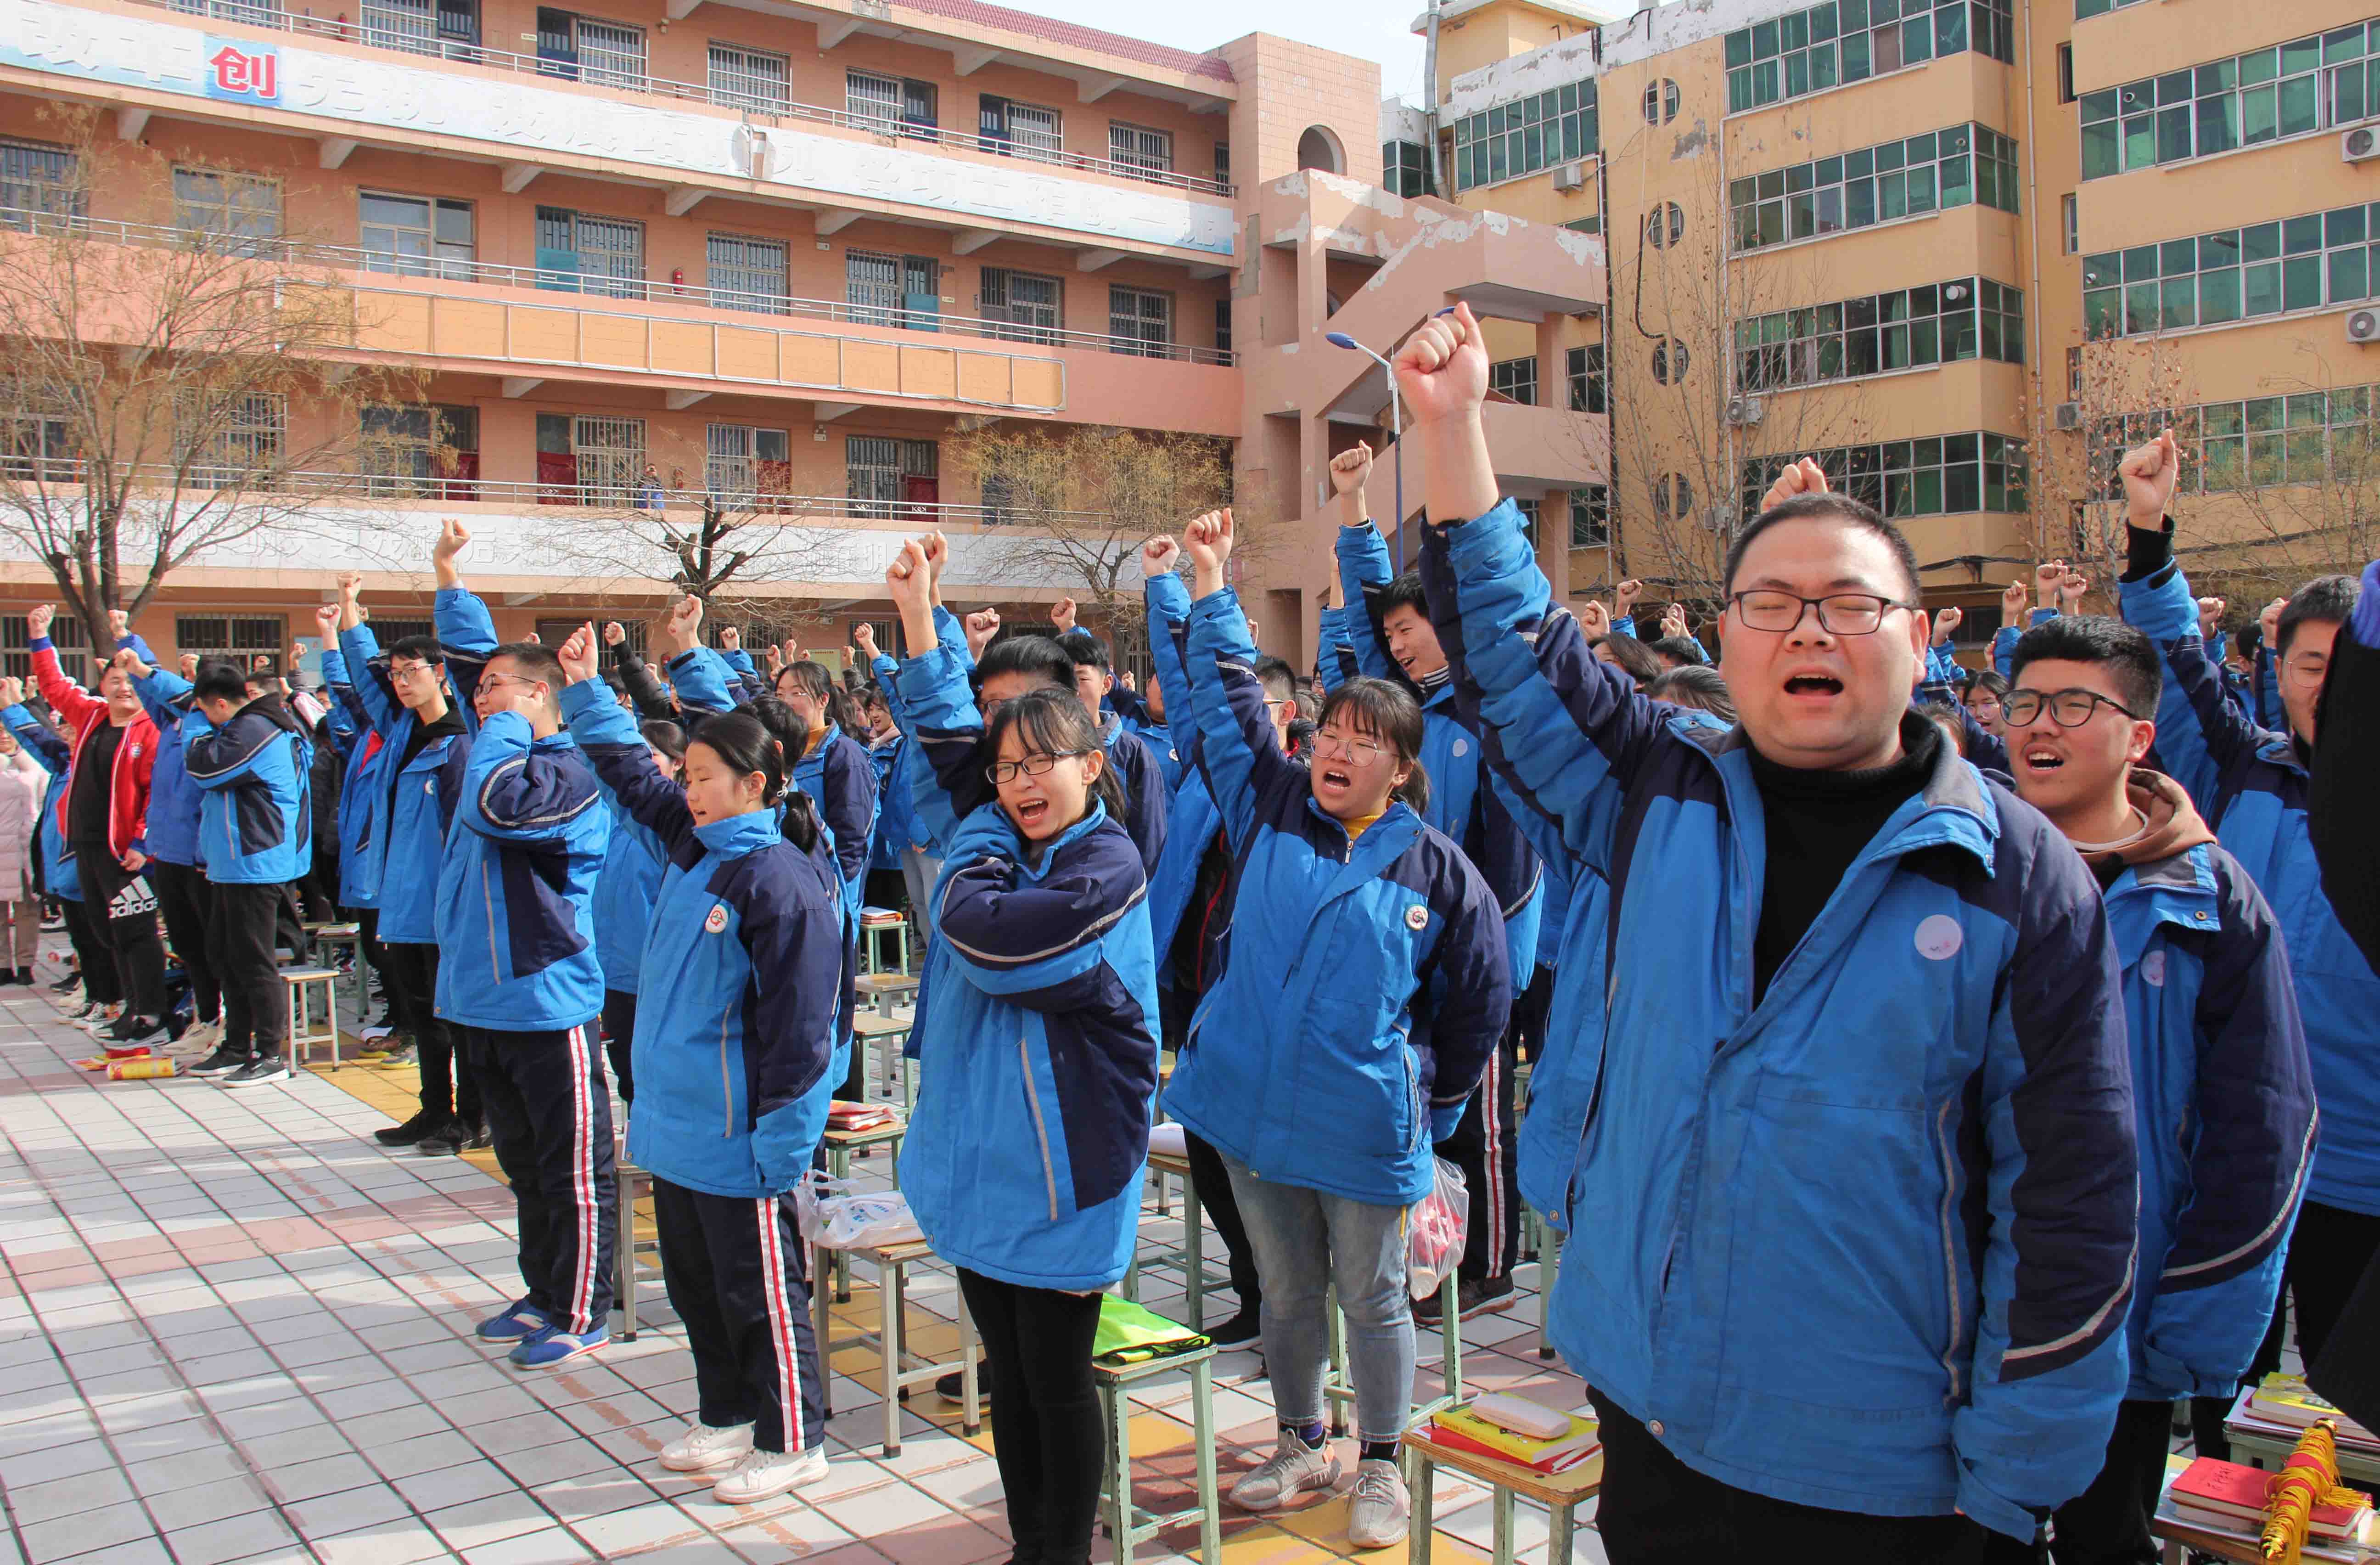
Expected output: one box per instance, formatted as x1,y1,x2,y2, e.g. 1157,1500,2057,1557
1100,715,1168,878
7,706,77,901
565,681,851,1196
1143,572,1226,982
869,655,938,862
430,588,611,1032
1164,584,1512,1209
2121,524,2380,1217
1339,524,1543,981
1109,679,1185,795
1427,499,2138,1540
319,646,389,911
336,622,471,944
2095,819,2315,1402
595,796,669,997
865,734,903,873
887,642,1160,1291
118,637,202,869
180,688,313,884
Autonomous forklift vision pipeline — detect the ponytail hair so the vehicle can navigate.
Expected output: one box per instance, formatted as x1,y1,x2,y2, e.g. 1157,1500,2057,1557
640,718,688,777
983,687,1126,826
689,707,822,853
1318,677,1431,816
741,696,824,852
774,659,863,744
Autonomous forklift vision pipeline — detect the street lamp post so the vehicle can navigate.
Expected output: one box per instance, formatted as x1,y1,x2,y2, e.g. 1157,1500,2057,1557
1325,308,1457,573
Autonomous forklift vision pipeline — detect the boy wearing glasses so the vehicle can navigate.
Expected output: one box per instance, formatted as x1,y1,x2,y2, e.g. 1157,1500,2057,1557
1407,301,2137,1560
429,519,617,1370
2116,432,2380,1451
334,568,478,1155
2003,613,2314,1564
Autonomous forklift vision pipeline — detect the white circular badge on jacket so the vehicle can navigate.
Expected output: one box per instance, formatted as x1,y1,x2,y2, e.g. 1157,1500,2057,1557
1405,905,1430,931
705,905,728,934
2141,950,2166,987
1914,913,1963,961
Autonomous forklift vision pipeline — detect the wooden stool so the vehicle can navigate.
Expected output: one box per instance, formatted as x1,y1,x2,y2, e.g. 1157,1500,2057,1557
614,1164,666,1341
1325,1268,1461,1440
819,1117,909,1304
854,971,920,1014
279,966,342,1070
1403,1421,1602,1565
859,915,910,977
810,1237,978,1456
305,923,368,1026
852,1010,915,1109
1095,1341,1222,1565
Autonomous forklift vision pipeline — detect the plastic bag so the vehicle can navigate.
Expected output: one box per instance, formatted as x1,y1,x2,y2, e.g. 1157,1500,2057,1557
795,1172,924,1251
1407,1156,1470,1301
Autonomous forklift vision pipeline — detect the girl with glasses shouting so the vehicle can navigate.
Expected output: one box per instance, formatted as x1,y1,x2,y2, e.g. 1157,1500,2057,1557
878,537,1160,1565
1161,509,1511,1550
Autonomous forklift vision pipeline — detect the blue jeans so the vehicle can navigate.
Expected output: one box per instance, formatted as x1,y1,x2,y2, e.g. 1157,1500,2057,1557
1224,1157,1413,1444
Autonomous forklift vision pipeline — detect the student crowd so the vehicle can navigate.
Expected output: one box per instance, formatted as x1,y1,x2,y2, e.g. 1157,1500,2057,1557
6,300,2377,1565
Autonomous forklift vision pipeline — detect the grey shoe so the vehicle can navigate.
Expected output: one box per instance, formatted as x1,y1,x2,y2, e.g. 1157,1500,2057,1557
1228,1428,1339,1512
1346,1458,1409,1549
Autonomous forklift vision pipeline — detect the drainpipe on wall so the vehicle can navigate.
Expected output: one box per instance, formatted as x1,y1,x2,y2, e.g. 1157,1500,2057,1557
1423,0,1445,197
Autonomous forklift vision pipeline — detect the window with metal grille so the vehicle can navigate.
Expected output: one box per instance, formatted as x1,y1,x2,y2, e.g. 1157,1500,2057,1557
1108,122,1173,176
980,267,1061,343
1216,298,1232,363
536,208,643,298
1738,434,2027,521
573,416,646,504
359,191,474,277
360,404,476,495
708,42,789,113
847,250,901,327
168,0,283,24
361,0,438,54
1734,276,2023,391
847,70,903,130
176,616,285,674
173,168,281,255
1214,141,1230,185
1109,286,1173,356
0,139,81,228
707,233,786,312
178,393,284,490
573,18,646,87
706,423,791,503
1567,345,1606,414
980,96,1062,160
0,614,89,688
1570,487,1610,547
1451,80,1597,193
846,437,937,518
1,388,75,482
1489,357,1538,405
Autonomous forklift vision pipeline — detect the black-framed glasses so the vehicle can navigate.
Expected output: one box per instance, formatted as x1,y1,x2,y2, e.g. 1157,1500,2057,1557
2002,688,2143,728
985,749,1089,785
1728,590,1916,636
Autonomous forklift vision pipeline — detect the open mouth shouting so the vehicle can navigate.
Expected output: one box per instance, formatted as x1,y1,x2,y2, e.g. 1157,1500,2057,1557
1780,668,1845,701
2020,743,2065,776
1013,795,1051,829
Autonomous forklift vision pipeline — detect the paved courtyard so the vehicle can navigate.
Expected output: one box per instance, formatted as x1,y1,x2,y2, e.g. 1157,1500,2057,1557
0,972,1600,1565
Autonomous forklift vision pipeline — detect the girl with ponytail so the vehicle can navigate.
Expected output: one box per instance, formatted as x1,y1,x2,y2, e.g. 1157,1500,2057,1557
769,662,878,921
554,625,854,1509
592,719,685,1107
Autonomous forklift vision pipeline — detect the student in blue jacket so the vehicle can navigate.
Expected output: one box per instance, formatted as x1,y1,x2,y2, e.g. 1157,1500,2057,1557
427,520,617,1370
317,619,399,1044
2114,431,2380,1447
1165,510,1510,1550
1408,303,2137,1559
1053,614,1177,849
1999,612,2315,1563
593,716,684,1110
556,624,851,1506
105,615,222,1056
881,538,1159,1565
855,624,943,937
2,682,88,992
1330,442,1541,1325
135,652,311,1085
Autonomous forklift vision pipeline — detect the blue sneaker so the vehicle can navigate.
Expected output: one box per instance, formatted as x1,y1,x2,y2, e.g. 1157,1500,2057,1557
510,1323,607,1369
475,1299,550,1343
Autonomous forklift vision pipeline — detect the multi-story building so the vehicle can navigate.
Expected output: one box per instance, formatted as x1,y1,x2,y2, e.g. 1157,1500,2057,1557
1406,0,2378,647
0,0,1610,675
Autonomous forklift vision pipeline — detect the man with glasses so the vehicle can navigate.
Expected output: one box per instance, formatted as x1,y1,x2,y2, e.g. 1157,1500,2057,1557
2116,431,2379,1455
1405,301,2136,1560
334,565,479,1155
2001,612,2314,1564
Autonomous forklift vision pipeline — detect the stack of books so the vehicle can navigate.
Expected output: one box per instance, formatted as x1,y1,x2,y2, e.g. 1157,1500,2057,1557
859,906,906,928
2251,1375,2379,1445
1420,1400,1601,1475
827,1101,901,1133
2166,1455,2377,1555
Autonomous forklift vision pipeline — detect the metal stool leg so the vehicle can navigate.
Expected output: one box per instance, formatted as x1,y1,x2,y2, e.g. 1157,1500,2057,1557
1410,1446,1438,1563
616,1177,639,1340
1102,1374,1133,1561
1183,1177,1205,1331
1191,1355,1220,1565
958,1288,980,1436
881,1256,905,1458
811,1237,833,1420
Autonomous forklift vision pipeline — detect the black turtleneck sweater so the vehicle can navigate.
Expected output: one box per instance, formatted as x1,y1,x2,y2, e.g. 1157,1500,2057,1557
1744,717,1942,1003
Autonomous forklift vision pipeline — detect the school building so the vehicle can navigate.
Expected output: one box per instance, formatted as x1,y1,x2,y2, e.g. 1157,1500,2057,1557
1413,0,2380,646
0,0,1610,679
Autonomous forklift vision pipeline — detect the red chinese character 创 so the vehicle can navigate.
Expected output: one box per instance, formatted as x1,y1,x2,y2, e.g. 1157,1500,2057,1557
209,45,276,100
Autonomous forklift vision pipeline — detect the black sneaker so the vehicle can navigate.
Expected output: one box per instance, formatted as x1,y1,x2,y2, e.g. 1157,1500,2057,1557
1453,1275,1517,1322
935,1369,986,1405
48,971,81,994
222,1054,291,1089
374,1109,443,1147
418,1120,466,1156
188,1045,247,1079
101,1015,170,1052
462,1123,492,1152
375,1042,417,1068
1207,1309,1262,1348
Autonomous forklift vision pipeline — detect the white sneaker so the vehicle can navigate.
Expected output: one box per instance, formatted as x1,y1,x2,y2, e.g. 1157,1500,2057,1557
1229,1428,1341,1512
659,1420,755,1473
77,1003,123,1035
711,1446,829,1504
175,1019,223,1056
1346,1458,1410,1548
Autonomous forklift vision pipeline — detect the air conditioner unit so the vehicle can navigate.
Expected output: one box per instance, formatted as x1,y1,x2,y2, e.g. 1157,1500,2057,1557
1725,395,1765,427
1552,161,1587,193
2347,307,2380,343
2345,125,2380,164
2054,401,2082,431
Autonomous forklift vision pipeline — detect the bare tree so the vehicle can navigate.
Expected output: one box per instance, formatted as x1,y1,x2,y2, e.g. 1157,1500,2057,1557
2024,329,2194,595
0,109,425,629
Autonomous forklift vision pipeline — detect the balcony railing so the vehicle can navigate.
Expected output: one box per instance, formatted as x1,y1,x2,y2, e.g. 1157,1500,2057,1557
0,207,1235,367
141,0,1237,199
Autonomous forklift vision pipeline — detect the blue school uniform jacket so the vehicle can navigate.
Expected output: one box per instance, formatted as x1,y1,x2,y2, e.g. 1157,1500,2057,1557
1163,585,1512,1210
8,707,77,901
1338,524,1543,980
119,639,202,870
319,647,388,910
335,625,470,945
595,799,668,996
2121,526,2380,1217
565,682,851,1195
1142,574,1223,978
2101,834,2315,1401
1426,499,2138,1542
180,690,313,884
888,644,1160,1291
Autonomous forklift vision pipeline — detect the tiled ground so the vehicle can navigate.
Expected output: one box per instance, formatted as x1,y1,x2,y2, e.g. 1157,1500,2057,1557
0,958,1604,1565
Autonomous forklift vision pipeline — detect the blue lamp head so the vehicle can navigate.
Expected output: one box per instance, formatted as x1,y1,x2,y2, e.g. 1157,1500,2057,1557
1324,332,1359,349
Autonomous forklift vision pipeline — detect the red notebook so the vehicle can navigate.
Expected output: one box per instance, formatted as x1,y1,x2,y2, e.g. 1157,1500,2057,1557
2168,1457,2374,1542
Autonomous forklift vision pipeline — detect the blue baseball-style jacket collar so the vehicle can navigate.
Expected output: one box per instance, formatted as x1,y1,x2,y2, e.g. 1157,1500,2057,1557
697,809,780,857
